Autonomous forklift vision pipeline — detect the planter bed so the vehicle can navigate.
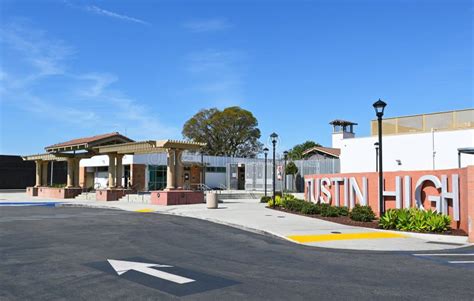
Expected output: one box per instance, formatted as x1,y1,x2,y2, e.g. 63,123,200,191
269,206,467,236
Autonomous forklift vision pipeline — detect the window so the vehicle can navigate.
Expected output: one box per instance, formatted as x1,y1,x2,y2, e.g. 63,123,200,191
206,166,226,173
148,165,167,190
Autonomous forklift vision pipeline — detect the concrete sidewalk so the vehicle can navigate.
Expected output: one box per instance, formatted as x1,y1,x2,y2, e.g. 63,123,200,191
0,192,471,251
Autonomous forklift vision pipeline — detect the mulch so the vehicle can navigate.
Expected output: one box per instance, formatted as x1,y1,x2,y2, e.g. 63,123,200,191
269,206,468,236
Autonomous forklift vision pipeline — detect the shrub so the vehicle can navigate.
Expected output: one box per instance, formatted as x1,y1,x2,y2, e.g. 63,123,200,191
349,205,376,222
301,202,319,215
337,206,349,216
260,196,272,203
379,208,451,233
379,209,398,229
282,199,306,212
267,195,284,207
321,205,340,217
283,194,296,201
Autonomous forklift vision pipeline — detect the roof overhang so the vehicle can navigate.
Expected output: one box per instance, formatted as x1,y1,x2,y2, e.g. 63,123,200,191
22,153,68,161
458,147,474,155
93,140,206,155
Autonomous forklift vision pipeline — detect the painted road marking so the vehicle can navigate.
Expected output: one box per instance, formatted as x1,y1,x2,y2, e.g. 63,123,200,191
448,261,474,264
0,202,59,207
135,208,155,213
108,259,195,284
87,257,239,296
287,232,406,243
413,253,474,257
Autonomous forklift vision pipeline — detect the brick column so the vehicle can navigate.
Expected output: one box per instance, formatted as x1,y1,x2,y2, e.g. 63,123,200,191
35,160,42,187
175,150,184,189
66,158,74,188
130,164,146,191
165,149,175,190
116,154,124,188
467,166,474,243
108,153,116,188
79,166,87,188
73,158,80,187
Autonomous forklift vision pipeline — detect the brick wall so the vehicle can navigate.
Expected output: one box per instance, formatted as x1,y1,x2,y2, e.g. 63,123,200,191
131,164,146,191
305,167,472,234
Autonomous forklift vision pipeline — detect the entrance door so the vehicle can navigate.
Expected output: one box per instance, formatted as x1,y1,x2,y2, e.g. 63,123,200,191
227,163,238,190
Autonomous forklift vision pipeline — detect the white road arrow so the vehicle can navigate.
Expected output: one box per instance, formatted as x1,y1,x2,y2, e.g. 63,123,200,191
107,259,195,284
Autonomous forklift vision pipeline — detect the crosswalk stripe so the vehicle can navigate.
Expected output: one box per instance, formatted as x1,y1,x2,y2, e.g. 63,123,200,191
413,253,474,257
448,261,474,264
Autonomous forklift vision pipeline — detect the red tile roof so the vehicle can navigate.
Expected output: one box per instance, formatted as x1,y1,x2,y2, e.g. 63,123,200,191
45,132,133,150
302,146,341,158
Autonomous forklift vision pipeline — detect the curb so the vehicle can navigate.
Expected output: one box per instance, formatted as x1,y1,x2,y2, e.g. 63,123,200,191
53,201,472,251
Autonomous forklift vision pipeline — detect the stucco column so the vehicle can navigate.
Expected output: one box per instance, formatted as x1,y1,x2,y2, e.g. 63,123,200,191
108,153,116,189
116,154,124,188
41,161,48,187
175,150,184,189
165,149,175,190
73,158,80,188
66,158,74,188
35,160,42,187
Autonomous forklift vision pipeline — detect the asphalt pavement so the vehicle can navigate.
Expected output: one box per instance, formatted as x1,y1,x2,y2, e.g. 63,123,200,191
0,206,473,300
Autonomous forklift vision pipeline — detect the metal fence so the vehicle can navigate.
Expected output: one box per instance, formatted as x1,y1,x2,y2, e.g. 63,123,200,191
242,158,340,192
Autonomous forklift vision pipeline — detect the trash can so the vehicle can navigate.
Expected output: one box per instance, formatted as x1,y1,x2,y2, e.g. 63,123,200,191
206,192,218,209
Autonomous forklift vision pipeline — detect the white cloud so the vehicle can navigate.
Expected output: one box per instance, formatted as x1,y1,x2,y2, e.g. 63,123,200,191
0,22,178,143
0,21,74,76
85,5,150,25
183,18,231,33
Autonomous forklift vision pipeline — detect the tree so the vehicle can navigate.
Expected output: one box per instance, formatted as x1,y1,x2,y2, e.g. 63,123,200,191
182,106,263,157
287,140,321,160
285,161,298,175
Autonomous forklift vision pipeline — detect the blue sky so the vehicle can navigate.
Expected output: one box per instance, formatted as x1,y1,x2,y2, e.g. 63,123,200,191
0,0,472,155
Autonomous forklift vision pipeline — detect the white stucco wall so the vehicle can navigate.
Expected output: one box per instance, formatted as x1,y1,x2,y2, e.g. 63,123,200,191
79,155,134,167
335,129,474,173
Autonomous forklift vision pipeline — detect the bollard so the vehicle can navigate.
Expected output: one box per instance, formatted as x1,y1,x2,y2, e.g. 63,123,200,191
206,191,218,209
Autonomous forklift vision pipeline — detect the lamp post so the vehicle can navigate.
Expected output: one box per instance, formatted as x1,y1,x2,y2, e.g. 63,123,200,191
283,151,288,192
263,147,269,197
374,142,379,172
373,99,387,216
270,132,278,208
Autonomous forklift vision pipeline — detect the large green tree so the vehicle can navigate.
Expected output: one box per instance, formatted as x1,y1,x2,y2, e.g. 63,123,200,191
182,106,263,157
287,140,321,160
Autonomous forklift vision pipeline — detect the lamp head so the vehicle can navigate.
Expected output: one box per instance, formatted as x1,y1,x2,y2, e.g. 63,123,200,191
263,147,269,155
283,150,288,159
373,99,387,118
270,132,278,145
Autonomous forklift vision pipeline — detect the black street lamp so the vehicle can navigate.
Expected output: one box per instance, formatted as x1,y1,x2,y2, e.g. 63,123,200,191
373,99,387,216
374,142,379,172
263,147,269,197
283,150,288,192
270,132,278,207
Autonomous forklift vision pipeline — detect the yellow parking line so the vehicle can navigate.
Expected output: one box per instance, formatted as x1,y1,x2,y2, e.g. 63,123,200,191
287,232,406,243
135,208,155,213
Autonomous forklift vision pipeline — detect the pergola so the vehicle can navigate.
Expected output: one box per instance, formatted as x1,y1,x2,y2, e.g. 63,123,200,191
93,140,205,190
23,133,205,191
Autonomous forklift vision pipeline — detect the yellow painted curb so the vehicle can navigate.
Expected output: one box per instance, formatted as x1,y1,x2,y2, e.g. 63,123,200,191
135,208,155,213
287,232,406,243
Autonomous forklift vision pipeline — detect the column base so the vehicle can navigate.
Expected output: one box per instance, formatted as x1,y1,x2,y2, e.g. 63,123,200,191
96,189,133,201
150,190,204,206
36,187,82,199
26,187,38,196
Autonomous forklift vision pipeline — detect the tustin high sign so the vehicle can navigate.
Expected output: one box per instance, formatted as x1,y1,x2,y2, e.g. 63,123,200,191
305,173,460,221
304,166,474,240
